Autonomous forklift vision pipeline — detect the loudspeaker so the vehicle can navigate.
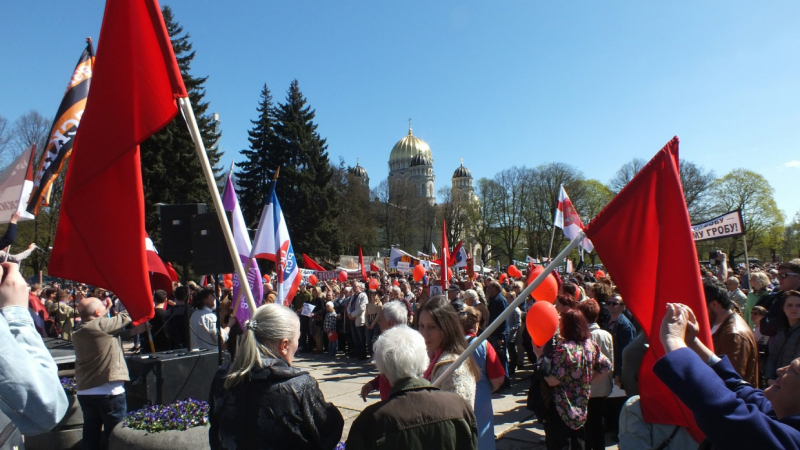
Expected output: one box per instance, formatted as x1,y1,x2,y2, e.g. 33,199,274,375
126,348,230,411
159,204,207,262
191,212,234,275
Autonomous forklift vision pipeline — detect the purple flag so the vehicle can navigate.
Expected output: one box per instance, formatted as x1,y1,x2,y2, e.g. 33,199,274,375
222,172,264,324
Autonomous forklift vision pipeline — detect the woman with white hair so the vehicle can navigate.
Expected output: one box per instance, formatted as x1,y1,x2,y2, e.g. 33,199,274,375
209,303,343,450
346,325,478,450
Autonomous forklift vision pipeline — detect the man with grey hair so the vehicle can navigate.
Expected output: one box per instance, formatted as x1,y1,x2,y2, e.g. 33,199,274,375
725,277,747,310
361,301,409,401
347,326,478,450
463,289,489,333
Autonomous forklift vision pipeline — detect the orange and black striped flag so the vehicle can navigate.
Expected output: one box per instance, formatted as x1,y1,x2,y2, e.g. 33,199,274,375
27,39,94,215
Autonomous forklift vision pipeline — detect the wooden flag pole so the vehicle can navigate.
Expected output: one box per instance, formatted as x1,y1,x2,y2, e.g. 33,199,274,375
179,98,257,314
432,231,585,388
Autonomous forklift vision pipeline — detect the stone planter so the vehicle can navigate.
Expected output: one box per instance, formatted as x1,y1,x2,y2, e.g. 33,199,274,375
109,422,209,450
25,393,83,450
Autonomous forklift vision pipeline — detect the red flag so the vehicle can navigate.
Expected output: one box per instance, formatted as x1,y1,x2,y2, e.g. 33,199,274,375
302,253,326,272
48,0,187,326
370,261,380,272
165,262,179,283
441,221,449,289
584,137,711,441
145,235,173,297
359,246,367,281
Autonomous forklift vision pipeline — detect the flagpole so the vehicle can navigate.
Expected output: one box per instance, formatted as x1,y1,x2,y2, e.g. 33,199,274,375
432,231,584,388
179,98,257,314
547,223,556,261
742,234,752,284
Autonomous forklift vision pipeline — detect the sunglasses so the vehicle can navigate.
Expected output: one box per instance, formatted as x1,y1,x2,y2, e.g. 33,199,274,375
778,273,800,280
607,302,622,307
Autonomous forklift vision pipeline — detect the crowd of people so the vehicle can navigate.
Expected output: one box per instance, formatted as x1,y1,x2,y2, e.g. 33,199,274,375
4,217,800,450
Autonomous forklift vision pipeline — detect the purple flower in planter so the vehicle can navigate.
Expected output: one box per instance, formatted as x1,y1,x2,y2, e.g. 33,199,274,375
124,398,210,433
60,377,77,394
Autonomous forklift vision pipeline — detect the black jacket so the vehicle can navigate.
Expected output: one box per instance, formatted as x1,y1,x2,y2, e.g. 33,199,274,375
209,356,343,450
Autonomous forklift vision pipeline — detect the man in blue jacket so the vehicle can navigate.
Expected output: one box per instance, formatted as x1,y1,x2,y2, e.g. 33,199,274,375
656,302,800,449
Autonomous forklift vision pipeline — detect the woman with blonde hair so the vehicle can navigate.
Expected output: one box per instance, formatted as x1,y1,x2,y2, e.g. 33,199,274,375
745,271,772,327
209,303,343,449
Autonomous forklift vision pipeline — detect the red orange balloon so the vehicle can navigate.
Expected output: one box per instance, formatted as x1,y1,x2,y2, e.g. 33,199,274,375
224,279,233,289
526,265,557,303
447,267,453,279
338,271,348,282
413,264,426,282
499,273,508,283
507,265,522,279
369,278,380,290
526,301,559,346
262,274,271,283
308,274,318,285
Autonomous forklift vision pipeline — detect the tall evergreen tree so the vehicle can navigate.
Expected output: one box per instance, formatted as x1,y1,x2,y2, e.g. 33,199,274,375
271,80,340,258
140,6,222,245
236,84,278,227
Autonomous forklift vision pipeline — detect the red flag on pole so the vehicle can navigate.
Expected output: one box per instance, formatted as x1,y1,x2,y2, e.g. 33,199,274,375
441,221,449,289
370,261,380,272
302,253,326,272
584,137,711,441
48,0,187,326
359,246,367,281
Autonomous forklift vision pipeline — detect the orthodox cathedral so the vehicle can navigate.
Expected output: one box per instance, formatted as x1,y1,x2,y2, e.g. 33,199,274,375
350,123,475,205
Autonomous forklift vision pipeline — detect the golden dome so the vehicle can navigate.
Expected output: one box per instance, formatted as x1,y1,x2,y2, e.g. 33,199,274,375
389,125,432,163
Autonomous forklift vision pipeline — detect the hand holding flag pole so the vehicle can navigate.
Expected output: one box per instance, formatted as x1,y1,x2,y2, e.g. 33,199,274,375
432,231,585,388
179,98,257,314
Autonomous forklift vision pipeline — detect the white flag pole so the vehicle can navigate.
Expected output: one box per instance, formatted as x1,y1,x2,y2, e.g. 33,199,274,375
179,97,257,314
432,231,585,388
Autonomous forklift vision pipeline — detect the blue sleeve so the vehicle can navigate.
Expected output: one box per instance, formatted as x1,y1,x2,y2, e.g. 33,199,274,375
0,224,17,250
0,306,68,435
490,297,508,337
654,347,800,450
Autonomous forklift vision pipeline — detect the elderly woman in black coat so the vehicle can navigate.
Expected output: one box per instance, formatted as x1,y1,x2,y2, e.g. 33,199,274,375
209,303,343,450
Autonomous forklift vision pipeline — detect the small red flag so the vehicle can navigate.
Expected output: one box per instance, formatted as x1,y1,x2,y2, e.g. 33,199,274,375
370,261,380,272
359,246,367,281
584,137,711,441
48,0,187,326
302,253,326,272
441,221,449,289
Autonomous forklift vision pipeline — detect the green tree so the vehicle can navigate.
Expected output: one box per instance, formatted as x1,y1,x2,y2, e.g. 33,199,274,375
331,159,376,255
235,84,278,227
581,179,614,221
140,5,222,247
271,80,340,258
783,211,800,260
706,169,784,263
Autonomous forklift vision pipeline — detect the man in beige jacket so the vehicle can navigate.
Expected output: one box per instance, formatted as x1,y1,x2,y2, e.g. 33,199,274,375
73,297,147,450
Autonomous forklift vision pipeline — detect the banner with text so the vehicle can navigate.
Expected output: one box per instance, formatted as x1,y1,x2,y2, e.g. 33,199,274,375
691,210,745,241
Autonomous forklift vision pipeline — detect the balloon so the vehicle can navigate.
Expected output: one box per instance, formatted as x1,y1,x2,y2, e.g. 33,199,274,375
262,274,271,283
595,270,606,279
447,267,453,280
223,273,232,281
526,301,559,346
526,265,558,303
413,264,426,282
499,273,508,283
338,271,348,282
308,274,318,285
507,265,522,279
369,278,380,290
224,279,233,289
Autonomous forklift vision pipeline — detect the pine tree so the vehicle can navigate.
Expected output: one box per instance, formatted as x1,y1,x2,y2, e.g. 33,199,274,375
236,84,278,227
271,80,341,258
140,6,222,245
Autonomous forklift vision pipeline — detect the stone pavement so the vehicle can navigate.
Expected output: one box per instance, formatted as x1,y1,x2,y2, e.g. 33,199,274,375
293,352,620,449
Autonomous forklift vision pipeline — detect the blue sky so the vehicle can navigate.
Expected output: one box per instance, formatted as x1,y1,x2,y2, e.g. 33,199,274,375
2,1,799,222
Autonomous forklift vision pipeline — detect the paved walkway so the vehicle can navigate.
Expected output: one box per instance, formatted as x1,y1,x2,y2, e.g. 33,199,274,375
293,352,619,449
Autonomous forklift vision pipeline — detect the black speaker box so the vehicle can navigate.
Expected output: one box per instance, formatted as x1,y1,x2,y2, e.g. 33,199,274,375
159,203,207,263
191,211,235,275
126,348,229,411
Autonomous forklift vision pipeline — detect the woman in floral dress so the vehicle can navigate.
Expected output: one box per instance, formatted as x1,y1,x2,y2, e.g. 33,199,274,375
534,308,611,450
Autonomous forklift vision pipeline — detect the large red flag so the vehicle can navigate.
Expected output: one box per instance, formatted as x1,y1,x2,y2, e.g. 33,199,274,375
48,0,187,325
584,137,712,441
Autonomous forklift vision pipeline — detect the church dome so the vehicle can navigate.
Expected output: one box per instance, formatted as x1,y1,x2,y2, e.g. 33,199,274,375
350,161,368,178
410,151,432,167
389,126,432,163
453,163,471,179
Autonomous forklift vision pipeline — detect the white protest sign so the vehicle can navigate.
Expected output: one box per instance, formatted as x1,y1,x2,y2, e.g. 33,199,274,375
692,210,745,241
0,145,36,223
301,303,316,317
397,261,410,274
429,285,444,296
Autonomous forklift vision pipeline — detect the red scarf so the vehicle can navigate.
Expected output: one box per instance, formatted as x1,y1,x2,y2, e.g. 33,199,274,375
423,349,444,381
